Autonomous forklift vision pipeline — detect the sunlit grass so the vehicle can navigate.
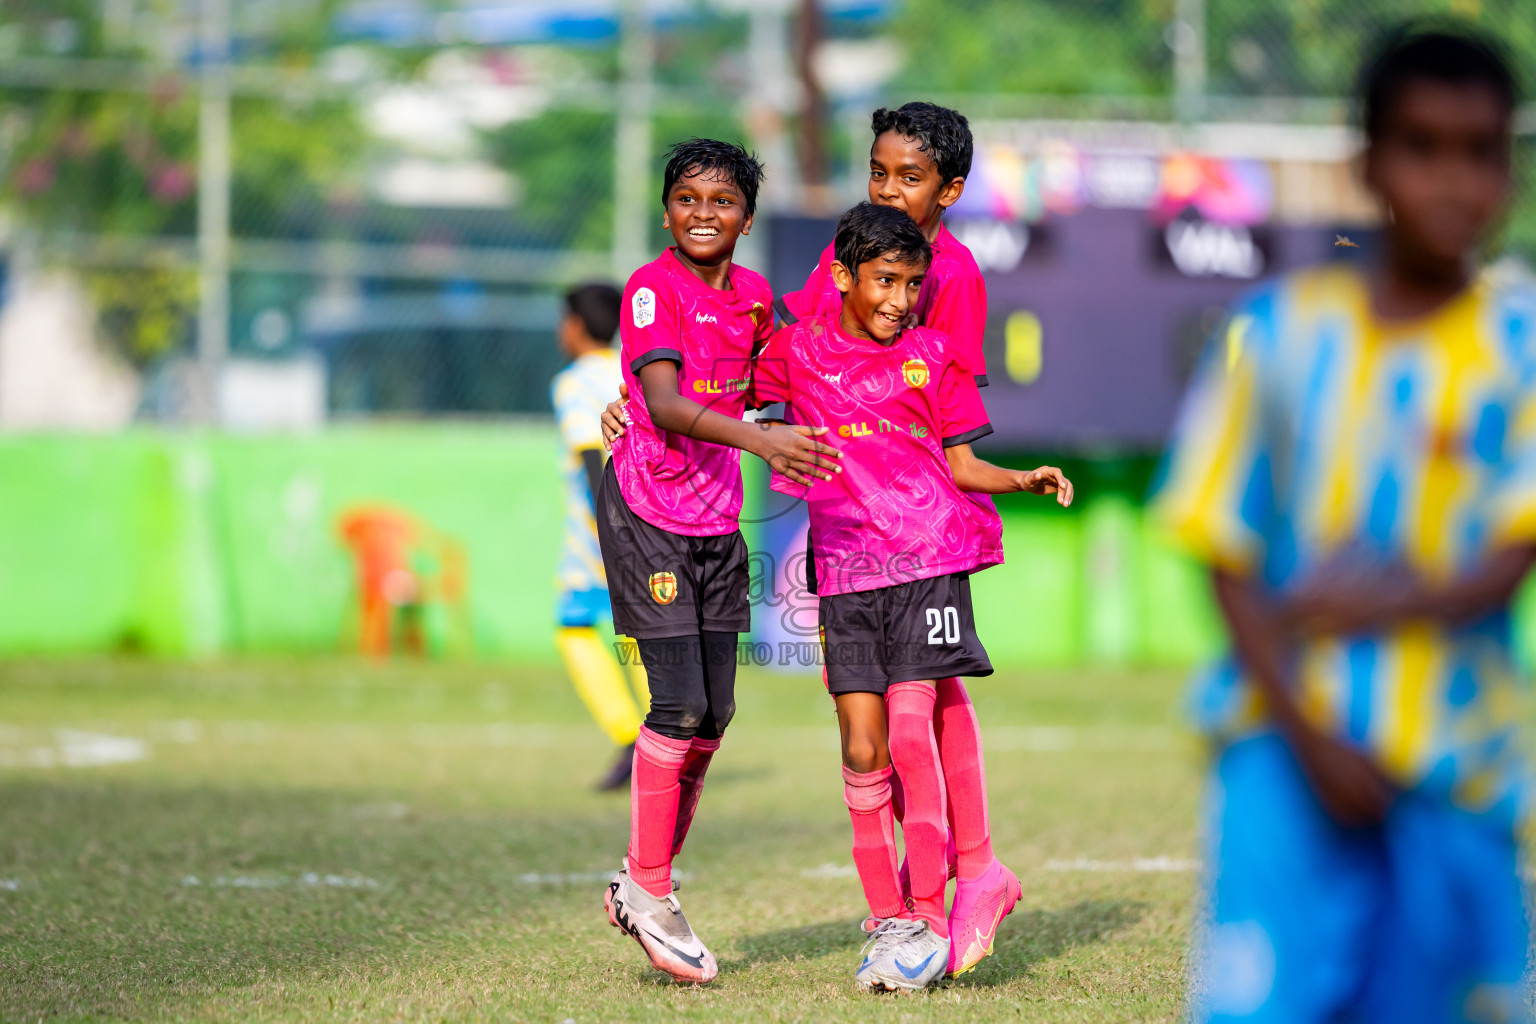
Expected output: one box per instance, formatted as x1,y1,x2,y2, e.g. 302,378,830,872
0,658,1197,1022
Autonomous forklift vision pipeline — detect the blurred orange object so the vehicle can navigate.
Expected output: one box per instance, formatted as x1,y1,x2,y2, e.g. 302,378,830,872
335,505,471,657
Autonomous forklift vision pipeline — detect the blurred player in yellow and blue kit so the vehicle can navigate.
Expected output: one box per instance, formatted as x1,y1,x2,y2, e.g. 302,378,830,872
1156,26,1533,1024
552,283,650,790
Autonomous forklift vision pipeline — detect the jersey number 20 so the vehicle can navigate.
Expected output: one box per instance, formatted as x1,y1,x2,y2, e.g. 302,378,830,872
926,607,961,645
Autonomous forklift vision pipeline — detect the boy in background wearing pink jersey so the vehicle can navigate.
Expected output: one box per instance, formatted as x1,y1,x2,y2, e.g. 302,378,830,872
753,203,1073,990
597,139,841,984
778,102,988,387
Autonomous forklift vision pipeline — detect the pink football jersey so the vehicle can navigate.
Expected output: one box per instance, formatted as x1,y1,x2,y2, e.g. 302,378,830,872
778,221,989,384
753,316,1003,595
612,248,773,537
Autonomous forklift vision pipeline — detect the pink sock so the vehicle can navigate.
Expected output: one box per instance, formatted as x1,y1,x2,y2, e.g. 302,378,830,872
672,736,719,857
890,770,906,824
935,677,994,879
842,765,905,920
886,682,948,938
627,726,691,897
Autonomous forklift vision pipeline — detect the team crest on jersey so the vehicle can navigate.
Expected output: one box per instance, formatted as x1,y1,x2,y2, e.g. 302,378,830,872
748,301,766,327
901,358,929,389
632,287,656,328
648,571,677,605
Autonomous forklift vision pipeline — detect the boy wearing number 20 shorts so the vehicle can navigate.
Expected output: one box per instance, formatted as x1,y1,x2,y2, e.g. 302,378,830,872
753,203,1073,990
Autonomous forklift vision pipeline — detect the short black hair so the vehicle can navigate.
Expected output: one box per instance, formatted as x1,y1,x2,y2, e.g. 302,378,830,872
1359,24,1519,142
833,202,932,281
661,138,765,218
564,282,621,344
870,102,974,183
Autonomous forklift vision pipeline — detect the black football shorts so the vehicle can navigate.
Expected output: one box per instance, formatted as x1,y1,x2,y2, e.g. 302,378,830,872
596,462,750,640
820,571,992,695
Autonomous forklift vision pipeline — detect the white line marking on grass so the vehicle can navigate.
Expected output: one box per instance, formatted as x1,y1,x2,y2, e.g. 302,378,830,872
801,863,859,879
984,726,1177,752
0,879,19,890
54,730,148,766
151,720,202,743
300,872,381,889
0,729,149,769
180,873,381,889
517,871,693,886
1044,856,1200,873
353,801,410,820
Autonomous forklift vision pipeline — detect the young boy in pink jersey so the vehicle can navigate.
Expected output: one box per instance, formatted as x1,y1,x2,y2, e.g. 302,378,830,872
781,102,1019,976
753,203,1072,991
777,102,988,386
602,108,1021,975
597,138,841,984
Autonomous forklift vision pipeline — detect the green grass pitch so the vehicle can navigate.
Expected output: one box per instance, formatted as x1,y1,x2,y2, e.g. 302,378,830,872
0,658,1199,1022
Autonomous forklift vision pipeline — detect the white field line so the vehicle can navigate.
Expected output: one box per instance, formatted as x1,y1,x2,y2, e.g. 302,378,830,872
0,879,19,890
0,728,148,768
517,870,693,886
801,858,1198,879
181,872,381,889
984,726,1178,752
2,722,1180,759
800,862,859,879
775,725,1178,753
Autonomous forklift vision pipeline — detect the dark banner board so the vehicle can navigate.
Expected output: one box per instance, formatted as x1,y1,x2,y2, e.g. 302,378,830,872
768,210,1371,451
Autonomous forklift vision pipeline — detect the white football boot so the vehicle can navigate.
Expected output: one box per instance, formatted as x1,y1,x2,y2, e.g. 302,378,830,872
604,865,718,984
854,917,950,992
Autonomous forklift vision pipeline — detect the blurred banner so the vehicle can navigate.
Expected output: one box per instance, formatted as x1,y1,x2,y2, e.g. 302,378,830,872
772,124,1377,450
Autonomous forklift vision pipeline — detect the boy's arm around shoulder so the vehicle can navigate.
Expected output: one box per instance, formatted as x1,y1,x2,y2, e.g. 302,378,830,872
635,358,841,487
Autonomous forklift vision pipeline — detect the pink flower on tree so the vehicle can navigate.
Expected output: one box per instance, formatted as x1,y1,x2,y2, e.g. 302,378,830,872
150,162,195,204
15,158,56,195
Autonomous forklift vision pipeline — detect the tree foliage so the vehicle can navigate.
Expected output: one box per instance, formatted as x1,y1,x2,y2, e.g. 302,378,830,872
891,0,1172,97
0,1,367,365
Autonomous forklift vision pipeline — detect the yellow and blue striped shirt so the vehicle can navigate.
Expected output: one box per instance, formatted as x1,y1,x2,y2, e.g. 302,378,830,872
1155,263,1536,824
552,348,621,595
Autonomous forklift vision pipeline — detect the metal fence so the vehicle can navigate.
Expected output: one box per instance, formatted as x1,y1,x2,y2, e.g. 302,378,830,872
0,0,1529,429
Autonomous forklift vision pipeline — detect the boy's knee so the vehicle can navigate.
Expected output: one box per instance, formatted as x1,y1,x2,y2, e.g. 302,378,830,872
842,735,889,774
645,693,709,740
709,698,735,736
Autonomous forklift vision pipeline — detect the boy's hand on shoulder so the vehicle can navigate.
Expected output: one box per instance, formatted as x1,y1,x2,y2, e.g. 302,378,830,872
599,382,631,451
1021,466,1074,507
753,423,841,486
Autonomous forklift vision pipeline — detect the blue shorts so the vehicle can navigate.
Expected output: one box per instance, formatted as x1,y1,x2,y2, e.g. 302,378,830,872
1190,733,1529,1024
556,587,612,629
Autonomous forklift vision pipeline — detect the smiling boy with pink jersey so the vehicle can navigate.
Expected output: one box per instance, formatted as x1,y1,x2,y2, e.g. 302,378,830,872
596,139,841,986
754,203,1072,990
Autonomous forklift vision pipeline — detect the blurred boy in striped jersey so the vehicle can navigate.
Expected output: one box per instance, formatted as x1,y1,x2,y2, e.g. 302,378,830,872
551,282,650,791
1156,26,1533,1023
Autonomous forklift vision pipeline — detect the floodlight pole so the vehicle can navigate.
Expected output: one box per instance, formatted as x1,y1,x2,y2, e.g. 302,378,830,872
747,0,798,211
614,0,654,281
1173,0,1206,125
196,0,232,425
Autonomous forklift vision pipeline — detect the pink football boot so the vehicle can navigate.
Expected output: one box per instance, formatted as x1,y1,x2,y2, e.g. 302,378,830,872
945,859,1022,977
